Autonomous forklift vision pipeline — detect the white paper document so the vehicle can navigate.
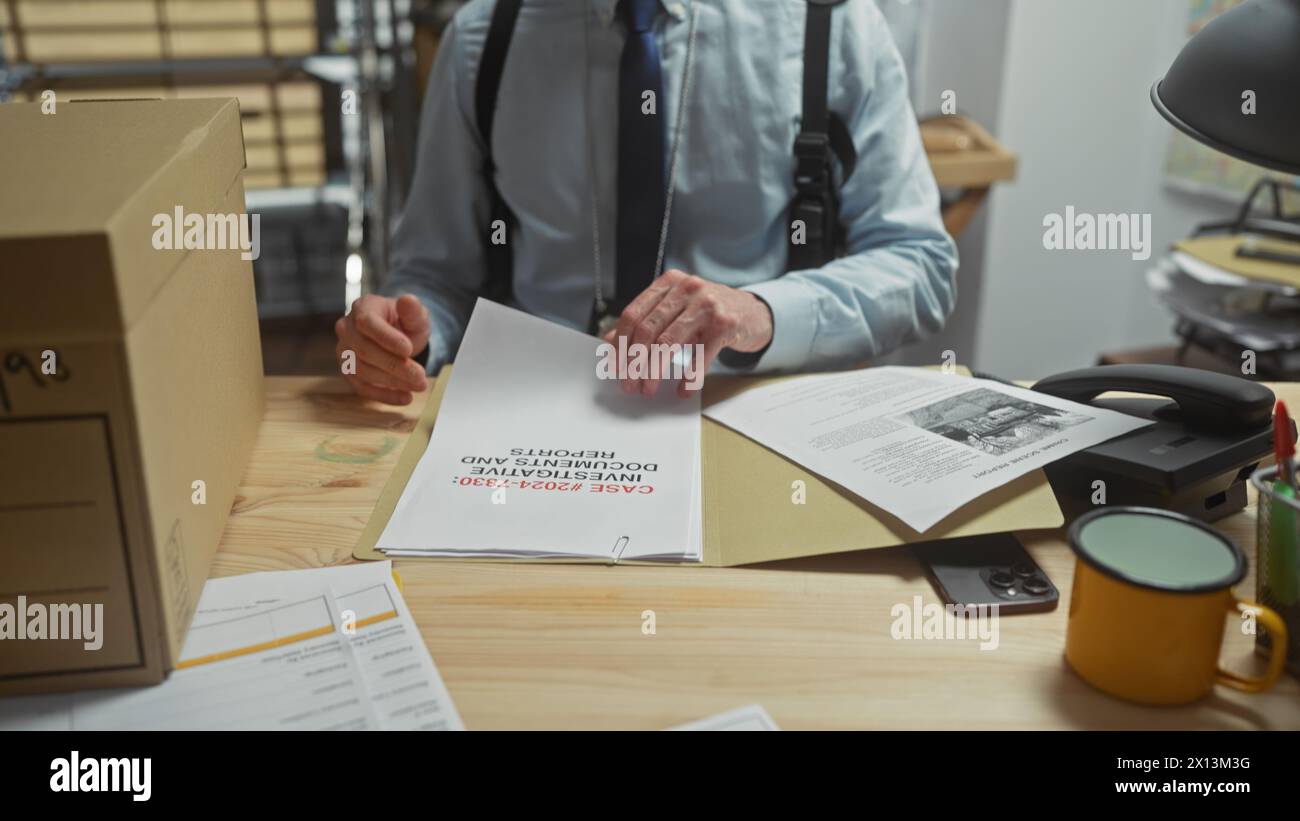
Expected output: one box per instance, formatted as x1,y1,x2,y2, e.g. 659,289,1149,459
378,299,702,562
671,704,780,731
704,366,1151,532
0,562,462,731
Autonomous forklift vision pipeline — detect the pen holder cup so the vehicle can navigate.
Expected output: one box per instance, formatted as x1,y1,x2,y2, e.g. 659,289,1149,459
1250,464,1300,678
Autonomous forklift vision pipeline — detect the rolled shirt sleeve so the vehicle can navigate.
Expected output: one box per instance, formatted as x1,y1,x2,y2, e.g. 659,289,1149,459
381,17,490,374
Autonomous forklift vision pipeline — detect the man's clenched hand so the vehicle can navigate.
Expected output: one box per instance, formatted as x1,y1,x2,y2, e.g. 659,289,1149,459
334,294,431,405
605,269,773,398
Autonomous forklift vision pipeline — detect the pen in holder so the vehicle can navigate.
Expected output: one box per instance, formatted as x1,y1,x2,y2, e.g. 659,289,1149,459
1251,463,1300,678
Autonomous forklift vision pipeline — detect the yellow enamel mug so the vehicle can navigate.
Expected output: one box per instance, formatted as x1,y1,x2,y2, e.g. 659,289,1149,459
1065,507,1288,705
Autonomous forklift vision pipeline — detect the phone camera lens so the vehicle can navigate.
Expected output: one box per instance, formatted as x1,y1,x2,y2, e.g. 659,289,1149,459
989,570,1016,589
1011,561,1036,578
1023,576,1051,595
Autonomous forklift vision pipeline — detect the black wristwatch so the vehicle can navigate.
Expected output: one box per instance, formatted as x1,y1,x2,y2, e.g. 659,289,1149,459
716,294,774,371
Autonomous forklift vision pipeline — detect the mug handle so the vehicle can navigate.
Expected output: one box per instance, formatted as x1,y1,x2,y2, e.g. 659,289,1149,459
1217,599,1288,693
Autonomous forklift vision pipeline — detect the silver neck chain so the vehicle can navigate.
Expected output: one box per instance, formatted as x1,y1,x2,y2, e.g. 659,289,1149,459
584,0,699,317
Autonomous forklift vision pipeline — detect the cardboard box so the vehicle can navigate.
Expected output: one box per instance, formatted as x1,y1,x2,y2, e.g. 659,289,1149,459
17,82,329,190
0,98,264,695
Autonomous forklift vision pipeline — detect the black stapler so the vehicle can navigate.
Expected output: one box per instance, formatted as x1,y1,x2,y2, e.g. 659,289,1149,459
1032,364,1282,521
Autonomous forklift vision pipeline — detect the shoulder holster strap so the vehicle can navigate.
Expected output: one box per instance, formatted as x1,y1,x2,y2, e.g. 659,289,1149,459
787,0,857,272
477,0,857,294
475,0,523,304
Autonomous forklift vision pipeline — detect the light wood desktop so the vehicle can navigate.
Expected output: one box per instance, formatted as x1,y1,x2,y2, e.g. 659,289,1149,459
210,377,1300,729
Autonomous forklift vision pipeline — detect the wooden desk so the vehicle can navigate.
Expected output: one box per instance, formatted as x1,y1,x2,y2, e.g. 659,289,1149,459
211,377,1300,729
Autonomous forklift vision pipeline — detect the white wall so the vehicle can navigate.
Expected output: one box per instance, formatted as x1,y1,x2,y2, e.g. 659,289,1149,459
974,0,1238,379
882,0,1012,368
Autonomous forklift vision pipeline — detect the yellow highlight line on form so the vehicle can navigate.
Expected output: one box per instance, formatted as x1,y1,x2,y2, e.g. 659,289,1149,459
177,624,336,669
354,610,398,629
176,610,398,670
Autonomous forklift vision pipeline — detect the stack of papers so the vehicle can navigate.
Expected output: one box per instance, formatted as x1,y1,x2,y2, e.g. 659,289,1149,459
1147,234,1300,371
1148,259,1300,352
0,562,462,730
377,299,702,563
1174,234,1300,291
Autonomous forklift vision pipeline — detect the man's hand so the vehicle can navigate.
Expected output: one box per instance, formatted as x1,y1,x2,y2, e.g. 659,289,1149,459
334,294,431,405
605,269,773,398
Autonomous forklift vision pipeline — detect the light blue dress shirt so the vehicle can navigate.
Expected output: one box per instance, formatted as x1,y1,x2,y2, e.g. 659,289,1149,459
384,0,958,373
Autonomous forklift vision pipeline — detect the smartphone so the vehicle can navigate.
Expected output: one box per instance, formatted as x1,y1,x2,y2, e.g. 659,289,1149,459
913,533,1059,615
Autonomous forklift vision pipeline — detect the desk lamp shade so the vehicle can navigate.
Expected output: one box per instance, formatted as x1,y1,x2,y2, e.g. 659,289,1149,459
1151,0,1300,176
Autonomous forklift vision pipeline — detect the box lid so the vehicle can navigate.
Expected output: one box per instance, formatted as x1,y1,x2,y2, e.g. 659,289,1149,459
0,98,247,341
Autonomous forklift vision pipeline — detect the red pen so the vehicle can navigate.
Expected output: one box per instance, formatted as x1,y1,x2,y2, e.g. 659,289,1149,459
1270,402,1300,605
1274,401,1295,488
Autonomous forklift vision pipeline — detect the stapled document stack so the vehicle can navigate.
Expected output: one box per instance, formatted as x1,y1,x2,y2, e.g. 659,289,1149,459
375,300,703,563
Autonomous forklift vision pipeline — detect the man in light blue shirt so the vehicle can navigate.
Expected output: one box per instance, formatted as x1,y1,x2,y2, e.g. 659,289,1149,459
334,0,957,404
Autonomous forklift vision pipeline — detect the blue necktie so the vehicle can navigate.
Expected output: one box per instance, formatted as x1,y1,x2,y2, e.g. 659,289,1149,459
614,0,666,312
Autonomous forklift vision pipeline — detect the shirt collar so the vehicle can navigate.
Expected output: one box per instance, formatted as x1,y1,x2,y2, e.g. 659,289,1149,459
591,0,690,27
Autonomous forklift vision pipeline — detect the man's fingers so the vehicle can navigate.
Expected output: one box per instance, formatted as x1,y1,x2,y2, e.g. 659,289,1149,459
344,373,413,406
351,355,425,392
614,269,681,343
615,284,663,393
614,271,690,395
395,295,431,354
635,284,698,397
651,308,713,398
351,297,413,358
342,321,426,390
334,296,431,404
633,281,690,348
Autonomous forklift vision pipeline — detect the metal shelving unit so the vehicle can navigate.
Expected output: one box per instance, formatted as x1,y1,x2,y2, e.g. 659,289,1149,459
0,0,421,317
